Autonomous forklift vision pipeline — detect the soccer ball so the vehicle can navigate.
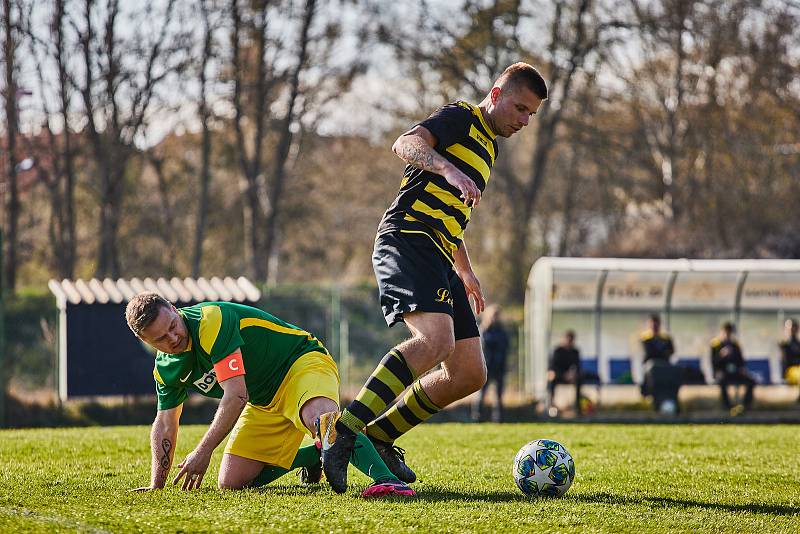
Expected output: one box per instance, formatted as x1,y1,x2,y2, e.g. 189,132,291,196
512,439,575,497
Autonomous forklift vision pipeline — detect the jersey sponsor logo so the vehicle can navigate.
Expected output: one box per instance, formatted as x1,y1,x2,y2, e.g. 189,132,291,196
179,370,193,383
470,124,490,151
435,288,453,306
193,369,218,393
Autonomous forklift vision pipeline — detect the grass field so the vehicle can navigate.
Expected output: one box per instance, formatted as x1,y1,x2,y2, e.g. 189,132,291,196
1,423,799,533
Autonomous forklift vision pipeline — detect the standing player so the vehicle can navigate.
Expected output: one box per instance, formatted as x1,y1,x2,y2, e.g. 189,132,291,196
125,292,414,497
320,63,548,493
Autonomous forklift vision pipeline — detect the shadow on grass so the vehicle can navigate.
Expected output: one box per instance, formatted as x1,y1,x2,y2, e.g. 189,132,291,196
410,487,525,503
395,487,800,516
569,492,800,517
248,484,800,516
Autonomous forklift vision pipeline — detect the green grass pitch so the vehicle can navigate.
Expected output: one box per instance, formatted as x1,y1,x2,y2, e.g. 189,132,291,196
1,423,798,533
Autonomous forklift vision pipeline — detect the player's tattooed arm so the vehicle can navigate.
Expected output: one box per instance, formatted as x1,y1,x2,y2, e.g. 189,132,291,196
137,405,181,491
392,126,449,174
392,125,482,206
153,438,172,487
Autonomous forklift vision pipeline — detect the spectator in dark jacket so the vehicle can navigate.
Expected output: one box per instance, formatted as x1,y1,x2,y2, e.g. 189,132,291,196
711,322,755,412
641,314,674,365
779,318,800,402
547,330,582,416
472,305,510,422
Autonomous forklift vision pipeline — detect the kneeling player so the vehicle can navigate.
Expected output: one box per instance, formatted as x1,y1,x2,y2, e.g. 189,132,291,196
125,293,413,497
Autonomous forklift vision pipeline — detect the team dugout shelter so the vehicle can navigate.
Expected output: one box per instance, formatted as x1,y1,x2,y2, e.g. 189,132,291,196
525,258,800,400
47,277,261,401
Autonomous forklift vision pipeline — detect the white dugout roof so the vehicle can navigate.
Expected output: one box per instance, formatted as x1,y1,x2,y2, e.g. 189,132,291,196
48,276,261,308
525,258,800,398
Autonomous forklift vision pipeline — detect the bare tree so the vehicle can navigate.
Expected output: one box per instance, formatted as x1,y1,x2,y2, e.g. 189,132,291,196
75,0,188,278
260,0,316,282
22,0,79,279
192,0,216,277
2,0,20,292
230,0,363,283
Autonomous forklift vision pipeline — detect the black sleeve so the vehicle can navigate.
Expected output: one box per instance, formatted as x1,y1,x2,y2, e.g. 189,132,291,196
548,348,558,371
418,103,472,151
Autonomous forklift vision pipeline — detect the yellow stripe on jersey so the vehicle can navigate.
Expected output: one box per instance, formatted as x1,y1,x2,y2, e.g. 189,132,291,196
469,124,495,164
199,305,223,354
153,367,165,385
240,317,310,336
240,318,329,353
466,102,497,139
410,199,463,237
402,213,461,258
423,182,471,220
445,143,490,184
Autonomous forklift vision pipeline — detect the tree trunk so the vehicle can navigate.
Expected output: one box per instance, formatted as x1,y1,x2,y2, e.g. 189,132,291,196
97,167,123,278
192,0,214,278
262,0,316,282
3,0,18,293
56,0,76,279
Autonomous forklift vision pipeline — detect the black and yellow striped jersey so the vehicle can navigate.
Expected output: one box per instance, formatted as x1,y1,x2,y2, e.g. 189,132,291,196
377,100,498,262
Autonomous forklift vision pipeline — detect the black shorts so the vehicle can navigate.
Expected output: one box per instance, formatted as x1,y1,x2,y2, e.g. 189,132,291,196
372,231,479,340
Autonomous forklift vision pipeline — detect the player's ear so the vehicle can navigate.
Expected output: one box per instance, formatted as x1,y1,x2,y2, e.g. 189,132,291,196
490,86,502,104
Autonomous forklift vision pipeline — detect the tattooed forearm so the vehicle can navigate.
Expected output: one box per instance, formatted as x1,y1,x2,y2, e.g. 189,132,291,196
159,439,172,469
152,437,172,487
395,135,442,173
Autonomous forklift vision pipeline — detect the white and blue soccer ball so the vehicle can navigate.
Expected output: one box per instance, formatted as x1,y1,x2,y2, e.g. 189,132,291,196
512,439,575,497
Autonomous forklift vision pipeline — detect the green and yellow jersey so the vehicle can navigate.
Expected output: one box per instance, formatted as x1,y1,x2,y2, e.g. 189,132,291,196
152,302,329,410
378,100,498,262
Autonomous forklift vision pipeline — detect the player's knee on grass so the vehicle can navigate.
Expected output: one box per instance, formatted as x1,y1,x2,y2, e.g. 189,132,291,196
218,476,249,490
218,454,265,490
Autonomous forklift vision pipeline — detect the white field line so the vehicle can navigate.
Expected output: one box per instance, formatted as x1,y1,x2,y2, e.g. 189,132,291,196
0,505,114,534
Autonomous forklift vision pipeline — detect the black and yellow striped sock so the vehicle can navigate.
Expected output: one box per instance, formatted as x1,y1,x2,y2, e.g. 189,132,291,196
365,380,442,444
338,349,416,435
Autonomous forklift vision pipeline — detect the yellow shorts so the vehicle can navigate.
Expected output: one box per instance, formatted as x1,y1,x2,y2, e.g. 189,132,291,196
224,351,340,469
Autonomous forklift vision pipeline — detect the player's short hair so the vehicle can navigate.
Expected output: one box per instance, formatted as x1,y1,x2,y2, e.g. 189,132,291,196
496,62,548,100
125,292,172,336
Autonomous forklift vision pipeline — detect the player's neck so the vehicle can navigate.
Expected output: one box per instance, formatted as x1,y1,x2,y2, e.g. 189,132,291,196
478,98,499,136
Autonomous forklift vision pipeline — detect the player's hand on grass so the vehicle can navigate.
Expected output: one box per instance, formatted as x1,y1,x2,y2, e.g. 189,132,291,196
173,448,212,490
443,167,481,208
459,270,485,315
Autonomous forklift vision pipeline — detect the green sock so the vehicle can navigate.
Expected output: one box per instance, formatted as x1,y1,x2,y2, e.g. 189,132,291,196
249,443,320,488
350,432,399,484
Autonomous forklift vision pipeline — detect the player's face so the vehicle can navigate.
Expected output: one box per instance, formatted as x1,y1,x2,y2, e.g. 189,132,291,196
139,306,190,355
491,84,543,138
